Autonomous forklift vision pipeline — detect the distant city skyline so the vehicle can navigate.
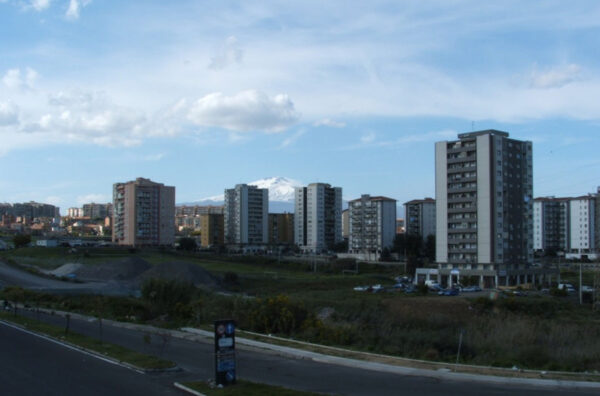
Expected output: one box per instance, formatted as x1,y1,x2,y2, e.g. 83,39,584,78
1,1,599,211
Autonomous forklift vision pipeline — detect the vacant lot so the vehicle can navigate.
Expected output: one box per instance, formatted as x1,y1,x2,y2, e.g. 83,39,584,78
3,247,600,372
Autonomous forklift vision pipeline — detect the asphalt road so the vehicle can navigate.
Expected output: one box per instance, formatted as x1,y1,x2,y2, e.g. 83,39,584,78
0,320,183,396
9,308,600,396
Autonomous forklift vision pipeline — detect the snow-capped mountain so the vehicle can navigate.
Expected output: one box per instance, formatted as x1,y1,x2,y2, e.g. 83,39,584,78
199,177,301,203
181,177,302,213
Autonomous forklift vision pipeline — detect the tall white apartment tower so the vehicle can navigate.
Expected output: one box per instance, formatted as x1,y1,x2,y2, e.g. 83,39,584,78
294,183,342,253
435,130,533,286
224,184,268,246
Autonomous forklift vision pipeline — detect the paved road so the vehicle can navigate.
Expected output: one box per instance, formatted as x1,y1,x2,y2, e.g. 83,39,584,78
9,308,599,396
0,320,183,396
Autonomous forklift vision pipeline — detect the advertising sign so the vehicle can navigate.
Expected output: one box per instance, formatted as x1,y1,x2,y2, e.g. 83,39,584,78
214,319,236,386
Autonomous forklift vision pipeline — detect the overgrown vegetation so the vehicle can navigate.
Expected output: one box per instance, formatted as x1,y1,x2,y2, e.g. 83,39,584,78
3,247,600,373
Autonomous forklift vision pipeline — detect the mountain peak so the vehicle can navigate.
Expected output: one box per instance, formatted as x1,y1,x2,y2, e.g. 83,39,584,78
199,177,303,203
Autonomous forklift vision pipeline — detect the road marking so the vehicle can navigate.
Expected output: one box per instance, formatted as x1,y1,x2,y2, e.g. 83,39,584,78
0,319,145,374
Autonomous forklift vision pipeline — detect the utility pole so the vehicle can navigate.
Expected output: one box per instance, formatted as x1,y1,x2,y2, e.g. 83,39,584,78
579,261,583,305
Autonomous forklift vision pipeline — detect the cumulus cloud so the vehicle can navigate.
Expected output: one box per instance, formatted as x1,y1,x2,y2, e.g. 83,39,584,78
187,90,299,132
66,0,91,20
2,67,38,90
530,64,582,89
209,36,243,70
313,118,346,128
34,90,146,147
0,102,19,126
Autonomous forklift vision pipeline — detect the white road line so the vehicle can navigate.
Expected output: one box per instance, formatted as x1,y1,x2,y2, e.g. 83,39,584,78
0,319,145,374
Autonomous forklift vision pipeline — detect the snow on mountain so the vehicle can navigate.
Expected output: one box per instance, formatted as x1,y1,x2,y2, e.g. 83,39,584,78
188,177,302,204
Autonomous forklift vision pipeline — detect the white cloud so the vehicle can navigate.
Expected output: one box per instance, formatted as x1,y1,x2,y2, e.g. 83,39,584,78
530,64,582,89
30,0,51,11
360,132,376,144
209,36,243,70
279,128,306,149
0,102,19,126
313,118,346,128
76,194,109,205
2,67,38,90
66,0,91,20
187,90,300,133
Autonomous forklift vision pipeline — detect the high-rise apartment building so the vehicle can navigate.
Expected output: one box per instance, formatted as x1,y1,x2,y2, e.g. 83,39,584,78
224,184,268,246
112,178,175,246
404,198,436,240
533,197,569,253
348,195,396,257
294,183,342,253
433,130,535,287
533,192,597,259
268,213,294,245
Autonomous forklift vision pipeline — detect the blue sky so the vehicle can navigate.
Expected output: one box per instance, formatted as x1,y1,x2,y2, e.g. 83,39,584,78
1,1,599,213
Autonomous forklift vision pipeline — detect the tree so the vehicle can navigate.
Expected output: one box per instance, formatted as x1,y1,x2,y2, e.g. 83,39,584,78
392,233,422,257
424,234,436,261
12,234,31,249
178,237,197,251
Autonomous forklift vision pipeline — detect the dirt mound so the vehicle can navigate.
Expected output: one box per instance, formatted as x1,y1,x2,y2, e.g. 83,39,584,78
47,263,82,277
137,261,219,290
75,257,151,281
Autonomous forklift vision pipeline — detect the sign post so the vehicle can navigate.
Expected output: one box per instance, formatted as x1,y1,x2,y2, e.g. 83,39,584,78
214,319,236,386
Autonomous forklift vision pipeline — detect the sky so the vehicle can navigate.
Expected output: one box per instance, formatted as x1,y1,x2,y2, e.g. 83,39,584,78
1,0,599,214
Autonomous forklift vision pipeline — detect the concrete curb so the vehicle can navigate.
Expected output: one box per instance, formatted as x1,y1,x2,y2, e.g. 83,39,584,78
0,317,179,374
18,306,600,389
173,382,207,396
179,327,600,390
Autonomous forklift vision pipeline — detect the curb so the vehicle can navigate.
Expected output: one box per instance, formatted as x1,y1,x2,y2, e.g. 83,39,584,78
178,327,600,390
0,317,179,375
173,382,207,396
16,306,600,389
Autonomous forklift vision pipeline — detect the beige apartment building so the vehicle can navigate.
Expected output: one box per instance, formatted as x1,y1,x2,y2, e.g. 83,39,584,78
112,177,175,246
200,213,224,247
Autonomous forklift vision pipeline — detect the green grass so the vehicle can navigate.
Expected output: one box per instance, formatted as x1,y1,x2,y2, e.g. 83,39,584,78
0,311,175,370
182,380,321,396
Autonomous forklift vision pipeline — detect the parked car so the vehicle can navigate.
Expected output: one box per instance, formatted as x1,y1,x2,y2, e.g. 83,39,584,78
581,285,594,293
440,288,459,296
461,285,482,292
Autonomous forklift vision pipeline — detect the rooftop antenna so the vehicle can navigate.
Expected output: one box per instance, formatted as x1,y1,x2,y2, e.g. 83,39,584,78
471,121,475,131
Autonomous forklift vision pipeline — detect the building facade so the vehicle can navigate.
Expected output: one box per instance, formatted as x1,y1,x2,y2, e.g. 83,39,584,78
533,197,569,253
224,184,268,246
433,130,535,287
200,213,224,247
404,198,436,240
268,213,294,245
348,195,396,257
533,192,597,259
1,202,60,219
294,183,342,253
112,177,175,246
83,203,113,219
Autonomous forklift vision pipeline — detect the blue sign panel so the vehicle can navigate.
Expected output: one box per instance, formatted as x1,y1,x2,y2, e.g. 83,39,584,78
214,319,236,386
